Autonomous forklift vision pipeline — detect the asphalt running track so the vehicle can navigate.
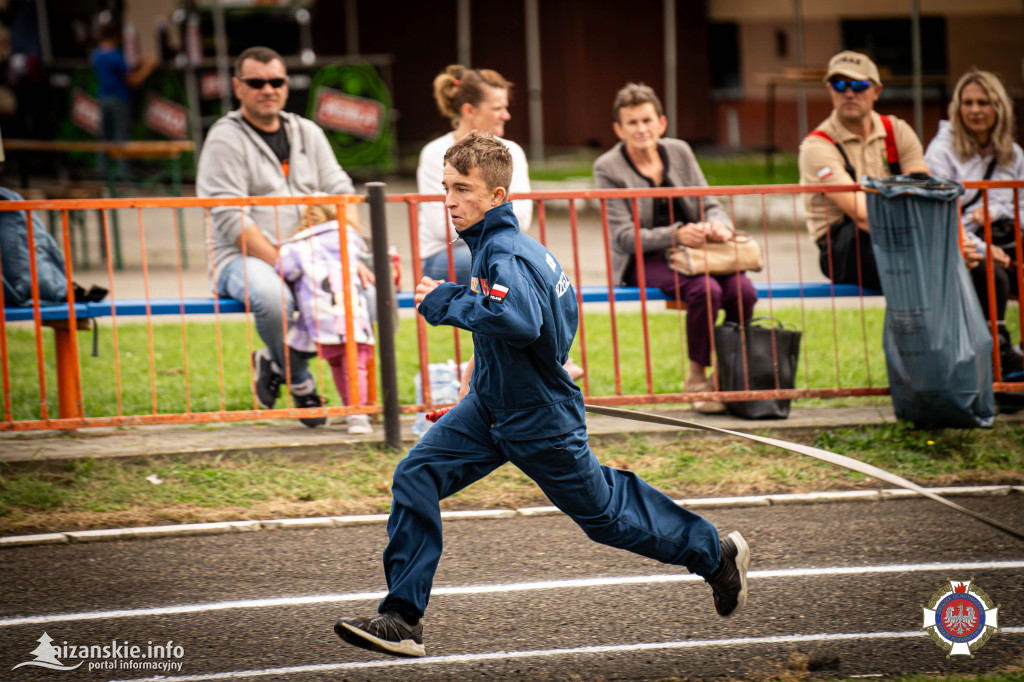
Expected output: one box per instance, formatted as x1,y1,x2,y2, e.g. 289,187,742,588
2,496,1023,681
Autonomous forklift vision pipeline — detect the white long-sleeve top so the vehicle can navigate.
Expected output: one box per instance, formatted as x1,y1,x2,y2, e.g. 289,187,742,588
415,131,533,260
925,120,1024,241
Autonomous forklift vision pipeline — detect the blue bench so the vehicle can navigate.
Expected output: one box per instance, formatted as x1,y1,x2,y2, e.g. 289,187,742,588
4,282,880,322
3,298,246,322
391,282,879,308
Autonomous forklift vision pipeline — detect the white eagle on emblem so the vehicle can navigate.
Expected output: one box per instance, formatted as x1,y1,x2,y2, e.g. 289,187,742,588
943,603,978,636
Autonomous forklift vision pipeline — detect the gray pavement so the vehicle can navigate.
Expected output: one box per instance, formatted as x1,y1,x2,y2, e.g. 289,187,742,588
4,403,1023,466
2,496,1023,679
0,404,905,465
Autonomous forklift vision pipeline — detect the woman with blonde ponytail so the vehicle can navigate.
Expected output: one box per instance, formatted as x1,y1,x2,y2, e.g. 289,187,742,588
416,66,582,380
416,65,532,285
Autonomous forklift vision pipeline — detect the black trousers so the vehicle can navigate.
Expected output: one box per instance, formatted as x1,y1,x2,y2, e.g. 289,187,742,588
817,218,882,291
970,261,1010,324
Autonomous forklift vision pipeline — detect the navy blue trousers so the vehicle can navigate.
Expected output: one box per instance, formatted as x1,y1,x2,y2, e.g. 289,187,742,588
379,393,721,622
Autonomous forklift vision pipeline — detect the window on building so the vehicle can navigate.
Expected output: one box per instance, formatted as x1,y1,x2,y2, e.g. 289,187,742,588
775,29,788,59
840,18,947,77
708,22,740,91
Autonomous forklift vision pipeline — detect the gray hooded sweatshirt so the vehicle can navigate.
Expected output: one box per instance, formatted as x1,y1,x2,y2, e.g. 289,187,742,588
196,110,355,285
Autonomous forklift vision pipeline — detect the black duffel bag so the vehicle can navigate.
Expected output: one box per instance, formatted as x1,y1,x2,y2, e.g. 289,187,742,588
714,317,801,419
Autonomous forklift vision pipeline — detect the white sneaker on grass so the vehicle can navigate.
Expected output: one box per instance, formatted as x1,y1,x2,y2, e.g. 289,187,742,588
346,414,373,435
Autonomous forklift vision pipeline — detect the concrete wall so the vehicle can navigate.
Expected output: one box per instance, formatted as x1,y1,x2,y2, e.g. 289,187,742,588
124,0,177,62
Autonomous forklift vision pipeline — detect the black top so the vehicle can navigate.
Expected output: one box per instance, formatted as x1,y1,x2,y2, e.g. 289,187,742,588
619,142,693,227
244,116,290,165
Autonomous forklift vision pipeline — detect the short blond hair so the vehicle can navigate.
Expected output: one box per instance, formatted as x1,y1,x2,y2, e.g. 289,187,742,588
304,203,337,227
949,69,1016,167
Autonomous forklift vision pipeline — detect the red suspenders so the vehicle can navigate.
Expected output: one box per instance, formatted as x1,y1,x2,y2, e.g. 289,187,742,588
807,116,902,177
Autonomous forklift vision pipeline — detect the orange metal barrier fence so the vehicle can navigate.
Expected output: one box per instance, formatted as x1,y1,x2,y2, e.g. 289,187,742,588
393,180,1024,411
0,194,373,431
1,181,1021,435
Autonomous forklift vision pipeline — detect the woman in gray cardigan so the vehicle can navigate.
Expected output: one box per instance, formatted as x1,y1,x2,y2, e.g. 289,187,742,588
593,83,757,413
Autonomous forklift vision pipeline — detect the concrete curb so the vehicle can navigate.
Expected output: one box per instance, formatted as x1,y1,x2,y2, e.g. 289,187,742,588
1,485,1017,548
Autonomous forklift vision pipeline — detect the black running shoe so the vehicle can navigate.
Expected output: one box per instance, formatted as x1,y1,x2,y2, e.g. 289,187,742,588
251,349,282,409
292,389,327,428
706,530,750,617
335,612,425,657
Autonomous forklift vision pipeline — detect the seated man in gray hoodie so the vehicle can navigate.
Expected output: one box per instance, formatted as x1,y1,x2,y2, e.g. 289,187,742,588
197,46,365,426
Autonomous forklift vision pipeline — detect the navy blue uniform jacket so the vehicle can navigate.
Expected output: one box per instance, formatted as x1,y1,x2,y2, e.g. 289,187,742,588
418,202,586,440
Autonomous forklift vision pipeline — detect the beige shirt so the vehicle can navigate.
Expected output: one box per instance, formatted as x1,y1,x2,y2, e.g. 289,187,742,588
798,110,924,242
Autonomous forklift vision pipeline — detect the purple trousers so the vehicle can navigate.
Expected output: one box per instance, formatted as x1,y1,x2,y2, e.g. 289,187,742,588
625,252,758,367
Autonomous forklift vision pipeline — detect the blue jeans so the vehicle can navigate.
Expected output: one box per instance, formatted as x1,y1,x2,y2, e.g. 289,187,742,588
379,392,721,623
99,97,130,180
422,244,473,285
217,256,311,386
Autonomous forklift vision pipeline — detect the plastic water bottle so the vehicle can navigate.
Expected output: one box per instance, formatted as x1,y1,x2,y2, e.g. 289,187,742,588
412,360,462,437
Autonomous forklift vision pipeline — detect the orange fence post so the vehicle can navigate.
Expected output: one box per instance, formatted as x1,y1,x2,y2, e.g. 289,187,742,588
51,319,85,419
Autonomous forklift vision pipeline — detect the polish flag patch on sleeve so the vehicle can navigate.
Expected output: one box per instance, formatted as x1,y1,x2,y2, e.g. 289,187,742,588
488,283,509,303
817,166,833,180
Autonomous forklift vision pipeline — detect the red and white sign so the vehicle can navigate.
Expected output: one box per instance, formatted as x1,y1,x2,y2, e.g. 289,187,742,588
200,72,227,100
70,89,101,136
313,88,383,139
143,93,188,140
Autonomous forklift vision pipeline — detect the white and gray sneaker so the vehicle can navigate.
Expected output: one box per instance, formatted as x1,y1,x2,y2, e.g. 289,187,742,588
346,414,373,435
706,530,750,617
335,612,425,657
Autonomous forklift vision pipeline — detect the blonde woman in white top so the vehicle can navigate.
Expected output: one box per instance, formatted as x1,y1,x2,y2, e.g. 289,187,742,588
416,65,532,285
416,65,582,380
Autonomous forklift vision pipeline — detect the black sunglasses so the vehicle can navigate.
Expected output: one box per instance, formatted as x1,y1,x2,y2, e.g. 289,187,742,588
829,79,871,94
238,77,288,89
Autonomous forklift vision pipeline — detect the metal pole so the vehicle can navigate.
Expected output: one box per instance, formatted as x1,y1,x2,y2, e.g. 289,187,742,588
911,0,924,140
793,0,807,140
457,0,471,66
185,11,205,154
524,0,544,162
35,0,52,64
663,0,677,139
367,183,402,450
212,0,232,115
345,0,360,55
296,8,314,66
184,65,204,154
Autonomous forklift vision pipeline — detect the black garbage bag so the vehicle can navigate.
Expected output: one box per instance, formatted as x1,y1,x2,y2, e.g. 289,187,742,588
864,174,995,428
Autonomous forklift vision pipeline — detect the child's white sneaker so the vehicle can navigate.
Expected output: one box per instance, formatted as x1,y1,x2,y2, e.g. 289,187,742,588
346,414,373,435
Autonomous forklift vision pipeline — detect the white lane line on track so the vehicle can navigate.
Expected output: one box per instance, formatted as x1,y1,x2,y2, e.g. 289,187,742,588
4,559,1022,628
107,627,1024,682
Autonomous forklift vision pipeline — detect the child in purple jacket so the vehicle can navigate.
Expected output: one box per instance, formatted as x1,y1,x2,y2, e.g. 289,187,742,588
278,204,375,434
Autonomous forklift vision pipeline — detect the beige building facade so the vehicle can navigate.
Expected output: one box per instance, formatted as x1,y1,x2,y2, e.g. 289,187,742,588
709,0,1024,152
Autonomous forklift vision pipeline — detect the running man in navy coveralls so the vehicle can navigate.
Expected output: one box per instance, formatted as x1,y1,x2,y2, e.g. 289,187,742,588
335,132,750,658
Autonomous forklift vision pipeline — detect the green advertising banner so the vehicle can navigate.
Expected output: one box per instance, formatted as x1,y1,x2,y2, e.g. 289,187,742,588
306,62,394,172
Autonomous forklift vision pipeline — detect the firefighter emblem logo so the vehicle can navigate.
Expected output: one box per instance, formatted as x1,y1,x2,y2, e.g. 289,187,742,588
922,579,999,657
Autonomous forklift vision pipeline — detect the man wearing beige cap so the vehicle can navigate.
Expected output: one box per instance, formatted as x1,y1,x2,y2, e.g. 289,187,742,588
799,51,929,290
